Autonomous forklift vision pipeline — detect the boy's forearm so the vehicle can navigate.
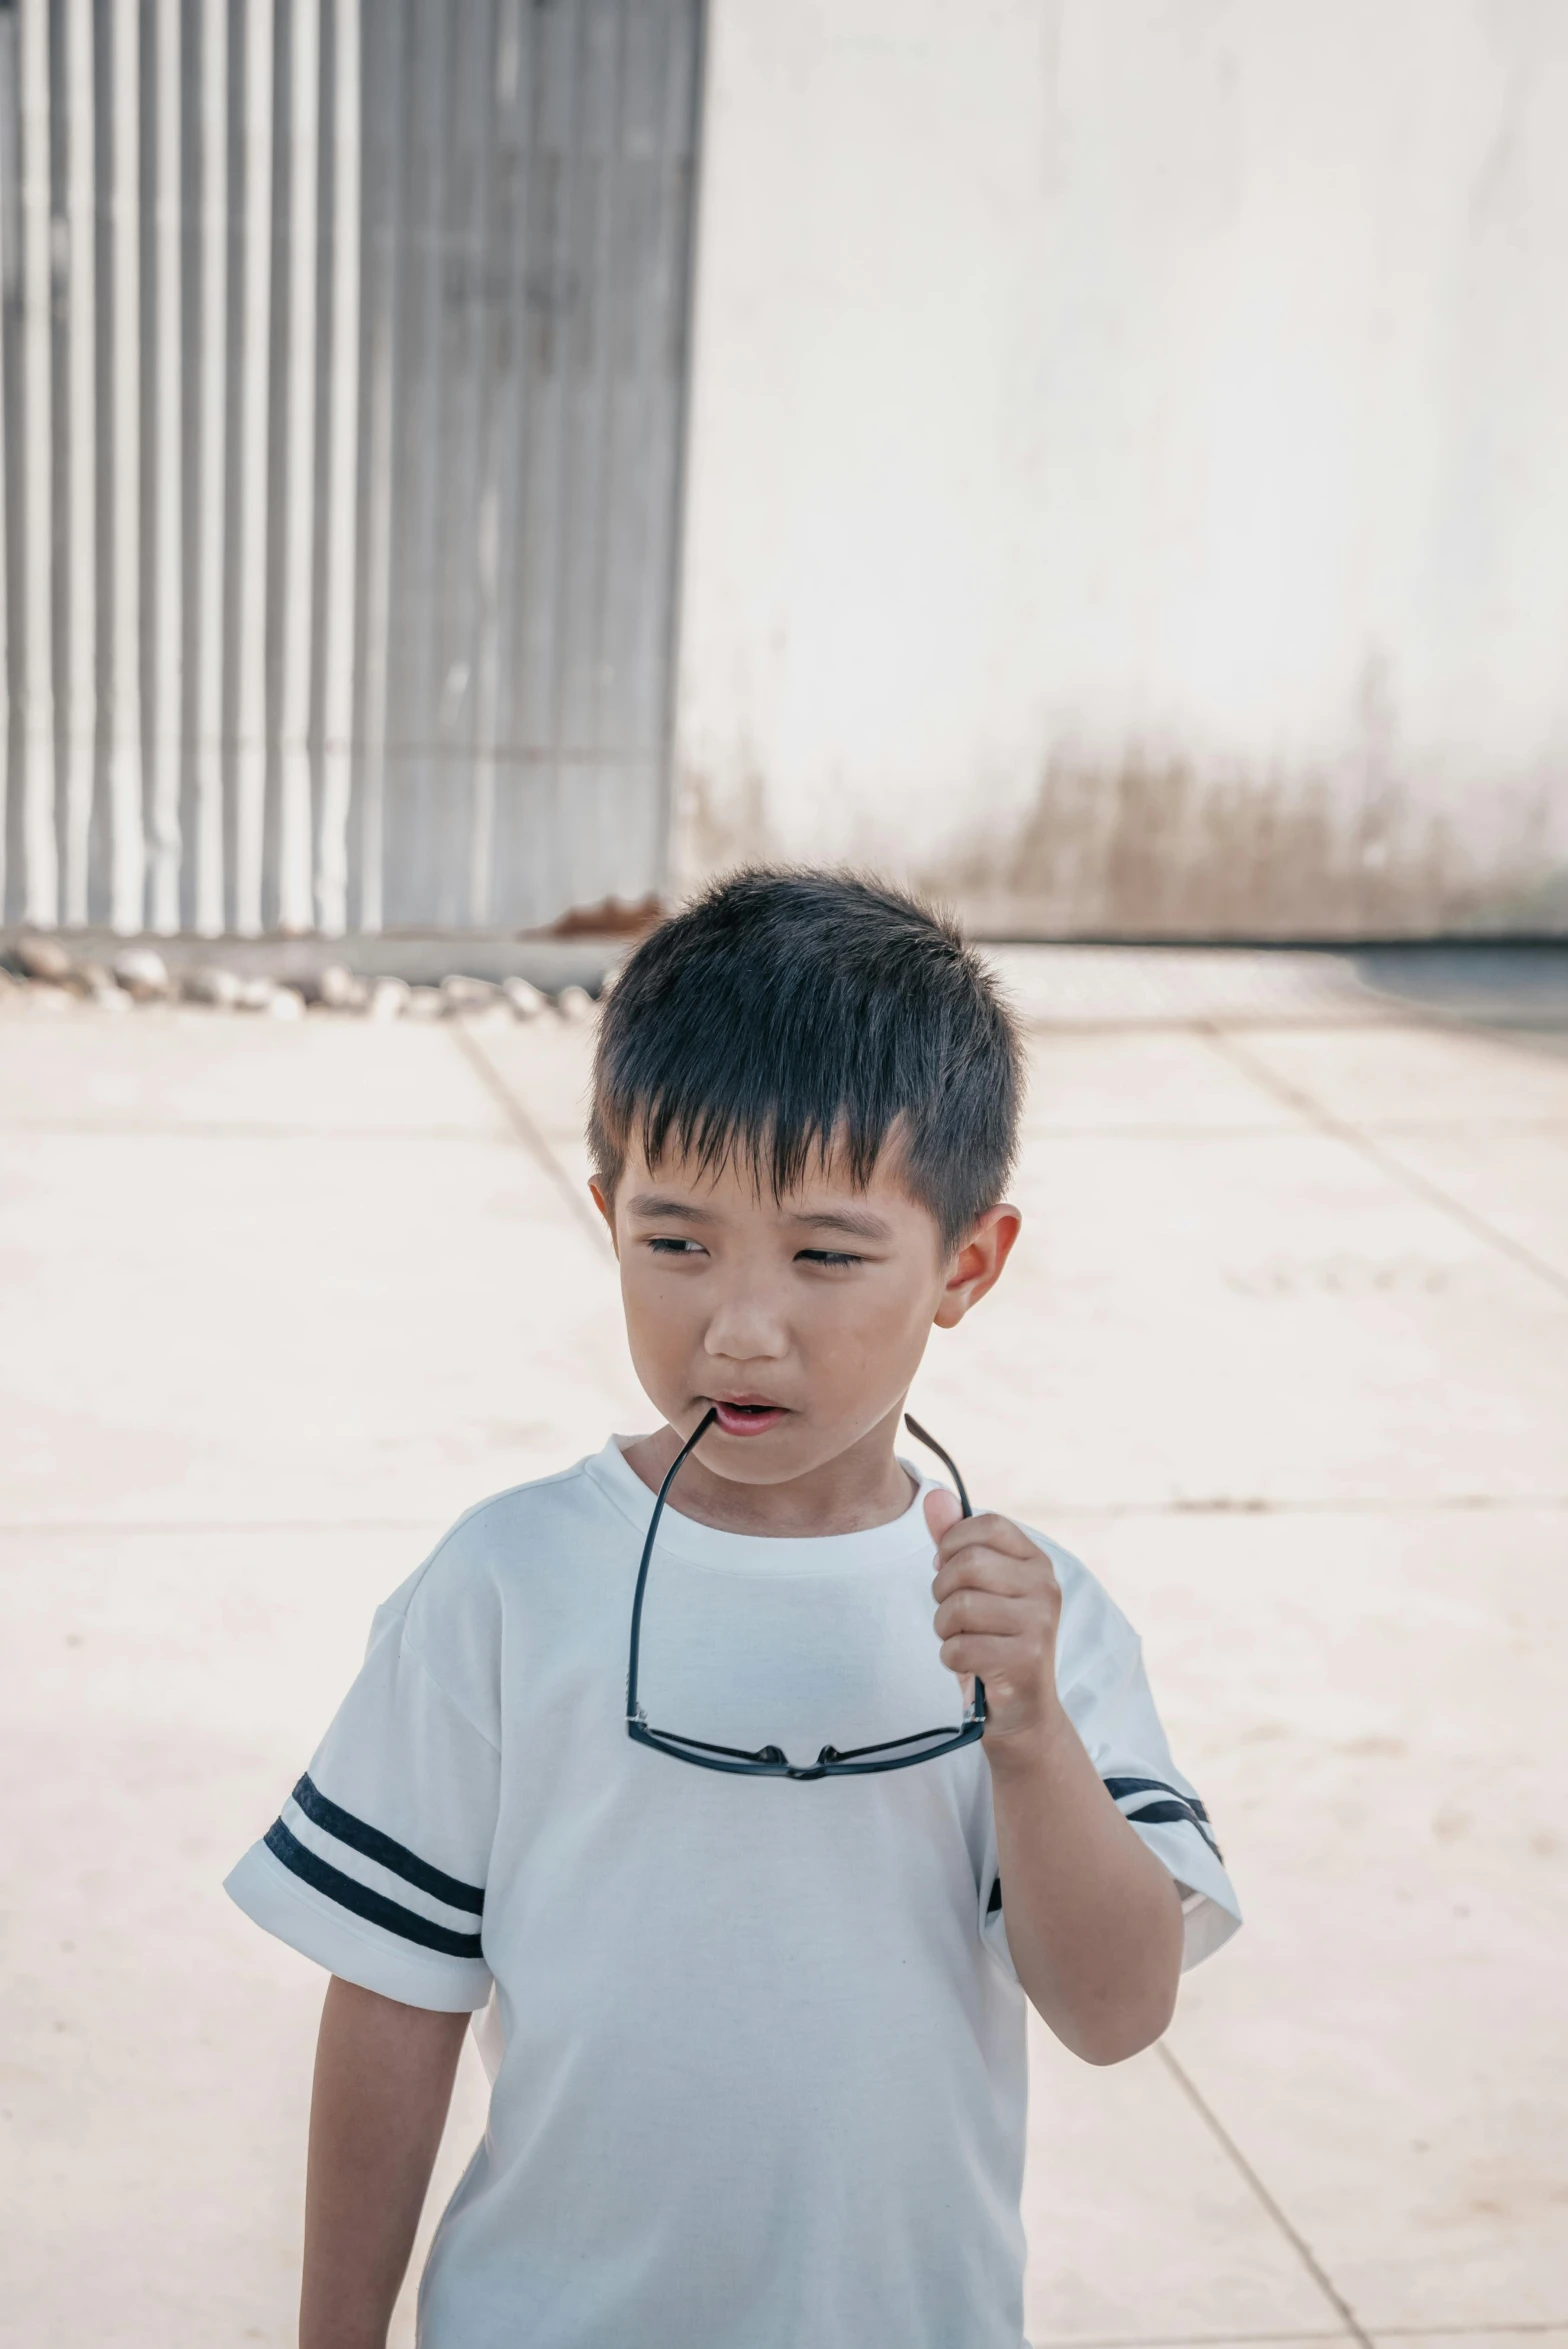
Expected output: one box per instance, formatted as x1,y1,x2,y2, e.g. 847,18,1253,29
986,1717,1184,2065
301,1978,469,2349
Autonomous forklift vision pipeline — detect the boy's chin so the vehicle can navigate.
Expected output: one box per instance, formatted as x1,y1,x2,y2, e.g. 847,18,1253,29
701,1437,811,1485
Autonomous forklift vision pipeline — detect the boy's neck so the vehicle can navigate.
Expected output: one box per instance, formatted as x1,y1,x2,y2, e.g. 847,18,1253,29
621,1410,917,1540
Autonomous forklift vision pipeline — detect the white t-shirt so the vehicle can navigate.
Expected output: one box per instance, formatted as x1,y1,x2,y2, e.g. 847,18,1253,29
226,1438,1240,2349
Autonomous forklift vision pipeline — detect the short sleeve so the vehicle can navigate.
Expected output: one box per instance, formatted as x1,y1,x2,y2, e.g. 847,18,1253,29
979,1538,1241,1979
225,1586,500,2012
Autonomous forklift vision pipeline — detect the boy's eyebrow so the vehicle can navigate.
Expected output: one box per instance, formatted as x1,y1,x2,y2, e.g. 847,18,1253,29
788,1207,894,1241
624,1193,712,1222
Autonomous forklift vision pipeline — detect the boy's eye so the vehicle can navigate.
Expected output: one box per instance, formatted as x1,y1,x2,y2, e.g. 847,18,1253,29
646,1236,706,1257
796,1248,863,1269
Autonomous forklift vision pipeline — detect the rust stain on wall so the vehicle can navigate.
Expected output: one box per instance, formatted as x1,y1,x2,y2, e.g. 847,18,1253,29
938,755,1567,939
677,754,1568,939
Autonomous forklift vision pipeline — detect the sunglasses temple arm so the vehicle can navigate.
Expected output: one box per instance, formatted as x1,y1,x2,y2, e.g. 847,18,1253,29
902,1412,972,1519
627,1407,718,1724
902,1412,986,1727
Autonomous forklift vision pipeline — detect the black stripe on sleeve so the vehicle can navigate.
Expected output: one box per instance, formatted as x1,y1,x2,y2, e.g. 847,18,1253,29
1103,1774,1212,1823
289,1776,485,1915
1104,1775,1223,1862
264,1819,486,1960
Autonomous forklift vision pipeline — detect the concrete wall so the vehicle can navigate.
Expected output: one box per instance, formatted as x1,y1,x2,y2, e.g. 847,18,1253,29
671,0,1568,937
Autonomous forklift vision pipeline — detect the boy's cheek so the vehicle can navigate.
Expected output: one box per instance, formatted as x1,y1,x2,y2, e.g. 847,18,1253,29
621,1309,690,1404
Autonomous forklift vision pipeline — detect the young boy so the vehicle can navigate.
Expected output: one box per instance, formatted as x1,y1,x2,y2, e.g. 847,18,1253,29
226,870,1239,2349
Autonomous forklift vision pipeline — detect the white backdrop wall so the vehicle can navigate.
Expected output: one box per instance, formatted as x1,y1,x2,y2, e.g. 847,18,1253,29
673,0,1568,936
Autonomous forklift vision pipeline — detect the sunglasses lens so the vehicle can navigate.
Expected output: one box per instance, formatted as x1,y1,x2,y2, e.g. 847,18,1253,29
652,1730,791,1770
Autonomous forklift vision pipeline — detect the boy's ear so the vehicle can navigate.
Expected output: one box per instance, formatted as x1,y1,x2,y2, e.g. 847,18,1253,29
588,1177,619,1255
933,1203,1021,1328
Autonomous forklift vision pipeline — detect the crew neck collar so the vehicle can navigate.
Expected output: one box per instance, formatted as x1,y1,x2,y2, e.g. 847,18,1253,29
585,1434,941,1574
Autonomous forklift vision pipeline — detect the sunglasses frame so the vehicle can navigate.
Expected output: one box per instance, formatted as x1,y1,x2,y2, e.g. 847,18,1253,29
625,1408,986,1782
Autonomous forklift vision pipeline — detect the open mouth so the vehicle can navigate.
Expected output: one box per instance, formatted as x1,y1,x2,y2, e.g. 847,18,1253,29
708,1398,789,1437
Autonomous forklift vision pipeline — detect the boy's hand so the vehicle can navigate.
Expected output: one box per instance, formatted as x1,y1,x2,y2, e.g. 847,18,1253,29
926,1490,1064,1747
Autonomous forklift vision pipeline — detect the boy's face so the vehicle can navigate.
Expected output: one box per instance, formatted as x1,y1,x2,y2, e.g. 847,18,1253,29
591,1138,1019,1487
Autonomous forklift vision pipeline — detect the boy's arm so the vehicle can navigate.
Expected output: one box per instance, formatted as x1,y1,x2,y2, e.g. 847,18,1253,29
983,1702,1185,2063
300,1977,469,2349
927,1496,1185,2066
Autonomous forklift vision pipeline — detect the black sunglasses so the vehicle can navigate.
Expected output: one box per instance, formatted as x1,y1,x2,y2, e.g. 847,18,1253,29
625,1409,985,1781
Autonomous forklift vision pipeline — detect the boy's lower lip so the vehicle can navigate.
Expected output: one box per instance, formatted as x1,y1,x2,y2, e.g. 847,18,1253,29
708,1400,789,1437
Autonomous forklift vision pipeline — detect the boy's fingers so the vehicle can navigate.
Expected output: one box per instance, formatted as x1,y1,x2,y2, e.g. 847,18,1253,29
934,1511,1039,1565
923,1488,964,1543
933,1590,1026,1640
932,1546,1056,1603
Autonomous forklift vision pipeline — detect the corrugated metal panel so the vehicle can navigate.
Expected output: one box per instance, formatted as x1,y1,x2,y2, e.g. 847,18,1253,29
0,0,702,937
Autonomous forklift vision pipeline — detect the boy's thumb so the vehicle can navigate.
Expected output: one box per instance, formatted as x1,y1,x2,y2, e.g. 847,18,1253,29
924,1487,963,1544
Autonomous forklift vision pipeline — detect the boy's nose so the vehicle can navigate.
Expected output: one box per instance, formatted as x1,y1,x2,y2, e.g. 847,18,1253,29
702,1285,789,1364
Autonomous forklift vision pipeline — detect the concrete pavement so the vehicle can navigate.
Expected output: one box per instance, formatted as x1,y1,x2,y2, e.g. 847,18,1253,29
1,963,1564,2346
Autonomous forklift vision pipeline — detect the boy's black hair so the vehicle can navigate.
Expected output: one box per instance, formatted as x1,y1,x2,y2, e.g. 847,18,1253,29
589,868,1022,1249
